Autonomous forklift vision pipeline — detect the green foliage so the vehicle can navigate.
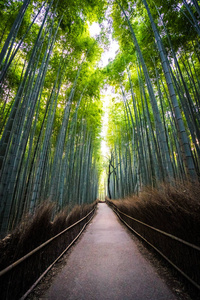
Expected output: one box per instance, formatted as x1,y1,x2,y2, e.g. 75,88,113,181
105,0,200,199
0,0,108,235
0,0,200,234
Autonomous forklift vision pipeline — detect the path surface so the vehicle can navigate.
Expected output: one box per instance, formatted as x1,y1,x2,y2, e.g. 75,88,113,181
43,203,177,300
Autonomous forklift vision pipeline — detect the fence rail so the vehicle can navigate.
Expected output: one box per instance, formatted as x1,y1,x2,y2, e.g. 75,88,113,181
0,206,96,300
107,201,200,292
115,207,200,251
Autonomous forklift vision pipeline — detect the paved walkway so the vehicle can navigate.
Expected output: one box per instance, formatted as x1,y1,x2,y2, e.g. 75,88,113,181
43,203,177,300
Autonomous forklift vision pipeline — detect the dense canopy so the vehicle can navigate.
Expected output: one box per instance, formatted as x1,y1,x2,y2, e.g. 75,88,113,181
0,0,200,236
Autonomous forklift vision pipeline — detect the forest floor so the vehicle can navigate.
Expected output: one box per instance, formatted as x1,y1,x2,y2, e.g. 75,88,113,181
27,203,192,300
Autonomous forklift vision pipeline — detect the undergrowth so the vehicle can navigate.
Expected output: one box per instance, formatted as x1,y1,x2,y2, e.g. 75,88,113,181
107,180,200,298
108,181,200,245
0,200,97,299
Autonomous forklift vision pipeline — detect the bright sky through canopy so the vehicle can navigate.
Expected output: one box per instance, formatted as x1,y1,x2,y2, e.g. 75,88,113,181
89,22,119,158
89,22,119,67
89,22,101,36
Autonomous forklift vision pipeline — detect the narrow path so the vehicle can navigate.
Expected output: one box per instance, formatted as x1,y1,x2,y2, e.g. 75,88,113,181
43,203,177,300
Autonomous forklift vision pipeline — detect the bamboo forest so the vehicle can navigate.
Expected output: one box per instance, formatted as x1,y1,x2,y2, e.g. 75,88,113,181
0,0,200,238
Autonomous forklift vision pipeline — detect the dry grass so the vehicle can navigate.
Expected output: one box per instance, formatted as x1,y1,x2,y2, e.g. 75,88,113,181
107,180,200,296
0,202,54,271
108,181,200,245
0,200,97,299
